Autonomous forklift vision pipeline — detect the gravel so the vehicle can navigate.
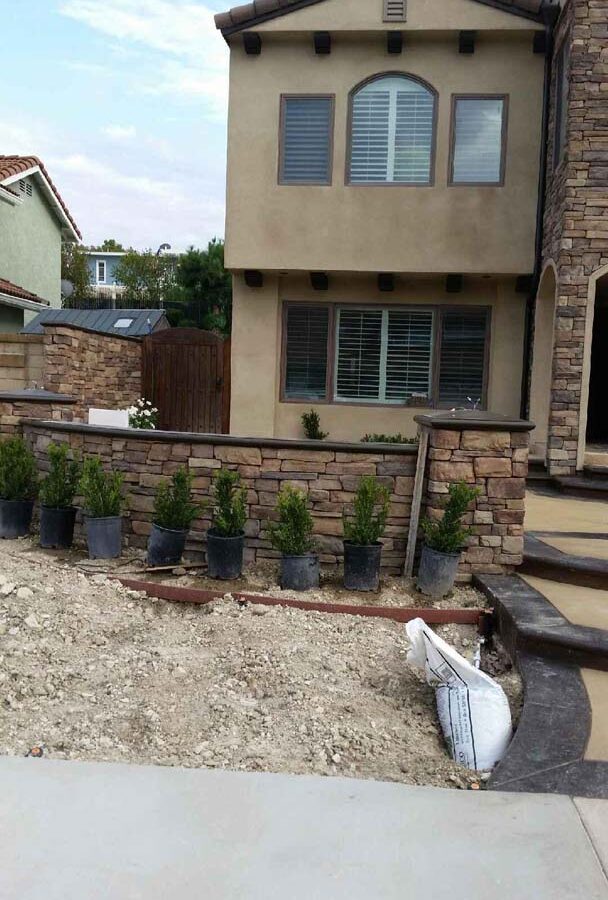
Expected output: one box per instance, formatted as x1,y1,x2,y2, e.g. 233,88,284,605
0,539,521,789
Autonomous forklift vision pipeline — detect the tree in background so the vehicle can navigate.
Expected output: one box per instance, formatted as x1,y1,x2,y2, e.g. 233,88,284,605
166,239,232,335
88,238,126,252
61,243,91,305
114,250,175,308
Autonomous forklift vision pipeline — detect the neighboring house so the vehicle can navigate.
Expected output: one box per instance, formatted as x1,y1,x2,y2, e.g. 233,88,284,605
22,308,169,339
85,251,126,302
215,0,607,475
0,155,80,331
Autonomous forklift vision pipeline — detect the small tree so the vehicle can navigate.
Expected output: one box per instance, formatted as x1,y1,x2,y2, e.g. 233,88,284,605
153,467,201,531
0,437,38,501
39,443,81,508
421,481,480,554
61,243,91,305
114,250,174,308
301,409,328,441
211,469,247,536
343,475,390,546
79,458,123,518
269,486,315,556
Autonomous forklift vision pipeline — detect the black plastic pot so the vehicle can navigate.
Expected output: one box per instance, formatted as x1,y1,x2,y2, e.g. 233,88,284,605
417,544,461,599
343,541,382,592
84,515,122,559
0,498,34,539
40,505,77,549
147,523,188,568
280,554,319,591
206,529,245,579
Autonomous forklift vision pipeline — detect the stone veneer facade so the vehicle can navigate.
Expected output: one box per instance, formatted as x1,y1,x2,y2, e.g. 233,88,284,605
542,0,608,474
42,325,141,420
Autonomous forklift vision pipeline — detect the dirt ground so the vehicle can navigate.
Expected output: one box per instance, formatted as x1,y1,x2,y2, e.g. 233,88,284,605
0,538,521,789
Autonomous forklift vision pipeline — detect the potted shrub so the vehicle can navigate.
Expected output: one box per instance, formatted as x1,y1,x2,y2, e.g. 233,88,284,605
39,442,81,549
148,467,201,567
343,475,390,592
0,437,37,539
206,468,247,579
80,457,124,559
417,481,480,599
269,485,318,591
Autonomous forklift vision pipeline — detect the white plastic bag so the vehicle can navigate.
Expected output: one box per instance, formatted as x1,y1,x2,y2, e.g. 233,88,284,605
406,617,512,771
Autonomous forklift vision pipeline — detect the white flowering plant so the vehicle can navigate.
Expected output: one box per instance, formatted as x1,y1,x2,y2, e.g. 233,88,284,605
128,398,159,430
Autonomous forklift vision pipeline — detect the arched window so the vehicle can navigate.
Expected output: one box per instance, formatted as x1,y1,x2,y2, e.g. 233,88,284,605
348,74,436,184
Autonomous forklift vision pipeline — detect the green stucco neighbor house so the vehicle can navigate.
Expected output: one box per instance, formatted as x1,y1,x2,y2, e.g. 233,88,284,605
0,155,81,332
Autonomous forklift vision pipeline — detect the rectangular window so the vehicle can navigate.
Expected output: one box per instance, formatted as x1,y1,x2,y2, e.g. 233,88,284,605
335,308,433,403
279,96,334,185
284,305,329,399
438,309,488,406
97,260,106,283
450,96,507,185
553,42,569,169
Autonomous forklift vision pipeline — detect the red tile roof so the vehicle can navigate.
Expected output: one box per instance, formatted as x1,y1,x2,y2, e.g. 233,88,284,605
0,155,81,240
0,277,47,305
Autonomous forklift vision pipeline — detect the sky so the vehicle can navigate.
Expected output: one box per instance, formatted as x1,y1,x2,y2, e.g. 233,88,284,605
1,0,231,251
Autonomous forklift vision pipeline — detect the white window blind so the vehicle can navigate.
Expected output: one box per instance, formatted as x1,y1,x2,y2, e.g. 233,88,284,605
350,76,434,184
451,97,505,184
438,310,488,405
335,308,433,402
284,305,329,399
281,97,333,184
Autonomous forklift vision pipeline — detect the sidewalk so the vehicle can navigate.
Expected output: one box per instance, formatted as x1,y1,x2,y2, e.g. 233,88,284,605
1,757,607,899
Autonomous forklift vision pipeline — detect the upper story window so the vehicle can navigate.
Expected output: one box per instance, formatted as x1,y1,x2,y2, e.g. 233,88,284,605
96,260,106,284
348,74,436,185
279,95,334,185
450,96,507,185
553,41,569,169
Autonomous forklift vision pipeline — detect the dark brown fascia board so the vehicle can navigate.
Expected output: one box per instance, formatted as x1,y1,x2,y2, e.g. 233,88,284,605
218,0,544,38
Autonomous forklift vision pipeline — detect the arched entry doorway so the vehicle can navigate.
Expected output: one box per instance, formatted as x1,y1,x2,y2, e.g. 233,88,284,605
582,268,608,458
528,262,557,460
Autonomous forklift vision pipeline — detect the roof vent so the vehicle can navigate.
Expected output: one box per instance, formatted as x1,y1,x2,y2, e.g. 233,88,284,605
383,0,407,22
19,180,33,197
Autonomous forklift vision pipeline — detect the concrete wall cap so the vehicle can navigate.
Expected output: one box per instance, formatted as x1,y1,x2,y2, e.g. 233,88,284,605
414,410,535,432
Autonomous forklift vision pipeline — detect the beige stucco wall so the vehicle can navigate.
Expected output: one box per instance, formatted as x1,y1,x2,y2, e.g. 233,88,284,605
230,273,526,440
0,175,62,306
224,30,545,274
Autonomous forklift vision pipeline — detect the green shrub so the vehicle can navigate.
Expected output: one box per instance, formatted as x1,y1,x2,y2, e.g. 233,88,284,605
421,481,480,554
153,467,201,531
211,468,247,537
269,485,315,556
39,442,81,509
301,409,328,441
79,457,123,518
343,475,390,546
0,437,37,501
361,433,418,445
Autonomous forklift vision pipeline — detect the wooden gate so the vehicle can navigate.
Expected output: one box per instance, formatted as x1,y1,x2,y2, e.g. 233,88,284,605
142,328,230,433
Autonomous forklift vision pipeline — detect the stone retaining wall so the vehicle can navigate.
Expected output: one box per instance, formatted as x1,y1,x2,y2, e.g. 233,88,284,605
0,334,43,393
0,395,75,437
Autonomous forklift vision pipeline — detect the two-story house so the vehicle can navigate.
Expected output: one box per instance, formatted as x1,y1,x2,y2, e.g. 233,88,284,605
85,250,127,304
0,155,81,331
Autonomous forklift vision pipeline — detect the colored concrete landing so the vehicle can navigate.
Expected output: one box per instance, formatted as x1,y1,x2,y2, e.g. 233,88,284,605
525,489,607,535
1,758,608,900
543,535,608,560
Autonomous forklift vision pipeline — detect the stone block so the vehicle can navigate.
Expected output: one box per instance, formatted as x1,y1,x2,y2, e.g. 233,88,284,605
474,457,512,477
487,478,526,499
430,429,461,449
429,461,475,483
278,449,335,462
394,476,414,496
215,446,262,465
460,431,511,451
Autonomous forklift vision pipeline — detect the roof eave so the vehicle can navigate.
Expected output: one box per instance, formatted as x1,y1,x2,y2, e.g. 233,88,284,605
1,166,82,242
0,292,50,312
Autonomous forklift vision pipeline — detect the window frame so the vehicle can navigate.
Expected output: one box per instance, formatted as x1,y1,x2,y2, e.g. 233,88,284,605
278,93,336,187
280,301,491,409
448,94,509,187
345,72,438,187
96,259,107,284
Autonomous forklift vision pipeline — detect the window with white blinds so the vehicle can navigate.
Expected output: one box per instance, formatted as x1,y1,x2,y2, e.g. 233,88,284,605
438,309,488,405
284,305,329,399
280,96,333,184
335,308,433,403
451,97,506,184
349,76,435,184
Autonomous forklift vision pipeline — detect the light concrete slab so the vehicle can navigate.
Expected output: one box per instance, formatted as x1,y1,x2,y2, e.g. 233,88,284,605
525,490,608,535
522,575,608,631
583,668,608,762
1,757,608,900
542,536,608,561
575,798,608,877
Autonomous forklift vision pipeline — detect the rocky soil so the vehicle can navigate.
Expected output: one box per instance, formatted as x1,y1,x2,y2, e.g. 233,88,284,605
0,539,521,788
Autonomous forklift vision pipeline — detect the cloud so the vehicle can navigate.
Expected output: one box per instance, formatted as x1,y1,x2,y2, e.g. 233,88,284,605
102,124,137,141
59,0,228,111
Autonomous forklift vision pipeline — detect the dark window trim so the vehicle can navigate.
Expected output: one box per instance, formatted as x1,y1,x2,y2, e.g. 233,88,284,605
552,37,569,172
279,300,492,409
278,93,335,186
448,94,509,187
344,71,438,188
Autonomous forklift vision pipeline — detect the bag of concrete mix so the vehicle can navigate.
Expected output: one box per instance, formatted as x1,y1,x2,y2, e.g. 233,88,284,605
406,617,512,771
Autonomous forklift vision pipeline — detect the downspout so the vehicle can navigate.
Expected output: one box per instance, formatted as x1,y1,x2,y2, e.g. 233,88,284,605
520,0,559,420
